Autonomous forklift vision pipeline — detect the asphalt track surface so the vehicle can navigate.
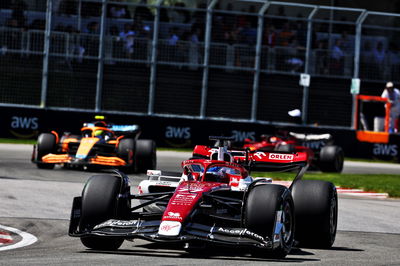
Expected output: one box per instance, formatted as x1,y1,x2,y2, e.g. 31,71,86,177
0,144,400,265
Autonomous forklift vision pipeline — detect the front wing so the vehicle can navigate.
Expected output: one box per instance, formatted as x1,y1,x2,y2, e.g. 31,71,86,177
39,153,127,167
68,197,276,249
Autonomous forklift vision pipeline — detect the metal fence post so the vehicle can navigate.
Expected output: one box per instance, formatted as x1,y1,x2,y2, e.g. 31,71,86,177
40,0,53,108
251,2,270,122
301,6,318,125
351,10,368,128
148,0,163,115
95,0,107,112
200,0,218,119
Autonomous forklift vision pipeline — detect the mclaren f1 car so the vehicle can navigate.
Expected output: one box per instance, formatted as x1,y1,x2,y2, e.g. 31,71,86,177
68,137,337,258
32,119,156,173
241,132,344,173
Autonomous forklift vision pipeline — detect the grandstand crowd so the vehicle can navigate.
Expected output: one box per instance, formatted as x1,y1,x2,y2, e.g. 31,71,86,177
1,0,400,81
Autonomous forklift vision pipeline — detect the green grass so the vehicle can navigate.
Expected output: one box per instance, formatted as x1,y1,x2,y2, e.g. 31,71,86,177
0,138,36,144
252,172,400,198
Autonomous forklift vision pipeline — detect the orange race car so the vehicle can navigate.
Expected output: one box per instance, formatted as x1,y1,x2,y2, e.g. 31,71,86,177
31,118,156,173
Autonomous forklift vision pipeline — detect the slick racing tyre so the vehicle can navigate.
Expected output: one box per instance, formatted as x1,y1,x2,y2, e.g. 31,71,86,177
291,180,338,248
135,139,157,173
318,145,344,173
117,138,136,173
79,175,128,250
36,133,56,169
245,184,295,258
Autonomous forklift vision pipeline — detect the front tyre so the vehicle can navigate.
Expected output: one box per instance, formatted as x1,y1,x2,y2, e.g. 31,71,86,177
245,184,295,258
36,133,56,169
117,138,136,173
136,139,156,173
291,180,338,248
79,175,127,250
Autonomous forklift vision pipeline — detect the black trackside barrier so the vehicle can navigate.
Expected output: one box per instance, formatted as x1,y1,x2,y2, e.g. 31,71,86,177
1,106,399,162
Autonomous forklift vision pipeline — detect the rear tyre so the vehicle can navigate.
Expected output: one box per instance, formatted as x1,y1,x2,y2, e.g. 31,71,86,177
79,175,127,250
36,133,56,169
136,139,157,173
117,138,136,173
318,145,344,173
291,180,338,248
245,184,295,258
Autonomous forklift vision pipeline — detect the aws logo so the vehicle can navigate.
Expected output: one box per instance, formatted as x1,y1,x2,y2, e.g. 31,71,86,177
303,140,326,150
231,130,255,142
373,144,398,157
165,126,191,148
9,116,39,138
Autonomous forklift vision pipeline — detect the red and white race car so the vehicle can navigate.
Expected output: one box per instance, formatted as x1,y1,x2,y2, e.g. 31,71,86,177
69,137,338,258
239,132,344,173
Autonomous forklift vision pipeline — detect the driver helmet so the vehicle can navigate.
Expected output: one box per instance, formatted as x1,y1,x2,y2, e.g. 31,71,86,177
94,129,105,138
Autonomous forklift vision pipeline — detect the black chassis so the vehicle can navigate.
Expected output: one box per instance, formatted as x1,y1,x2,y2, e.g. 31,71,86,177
69,160,307,250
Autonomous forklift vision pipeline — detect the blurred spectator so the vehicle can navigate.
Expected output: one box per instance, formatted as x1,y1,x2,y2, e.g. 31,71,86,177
264,24,277,47
381,81,400,133
58,0,77,15
108,1,131,19
168,27,179,46
372,41,386,79
277,22,294,46
134,0,153,21
188,26,201,67
85,21,99,34
330,39,344,74
170,2,191,23
238,22,257,45
286,36,304,72
315,39,329,74
373,41,386,65
339,31,352,53
293,16,307,47
82,21,100,56
119,23,135,56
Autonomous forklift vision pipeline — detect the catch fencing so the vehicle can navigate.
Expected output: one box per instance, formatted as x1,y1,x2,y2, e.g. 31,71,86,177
1,0,400,127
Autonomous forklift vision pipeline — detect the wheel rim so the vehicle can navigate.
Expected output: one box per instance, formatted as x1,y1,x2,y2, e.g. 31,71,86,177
281,201,293,244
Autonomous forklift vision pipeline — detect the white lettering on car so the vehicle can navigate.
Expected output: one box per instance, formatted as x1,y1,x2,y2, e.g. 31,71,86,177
268,153,294,160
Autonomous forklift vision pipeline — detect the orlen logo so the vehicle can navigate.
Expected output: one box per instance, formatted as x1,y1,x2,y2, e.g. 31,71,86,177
11,116,38,130
373,144,398,157
231,130,255,142
165,126,191,139
268,153,294,160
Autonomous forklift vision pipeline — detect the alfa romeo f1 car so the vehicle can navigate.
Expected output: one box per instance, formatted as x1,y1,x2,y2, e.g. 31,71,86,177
69,137,338,258
241,132,344,173
32,119,156,173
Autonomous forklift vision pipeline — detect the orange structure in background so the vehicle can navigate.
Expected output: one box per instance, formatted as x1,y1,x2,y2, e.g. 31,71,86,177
354,95,391,144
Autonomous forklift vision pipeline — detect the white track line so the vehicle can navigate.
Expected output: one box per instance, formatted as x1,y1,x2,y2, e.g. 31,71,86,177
0,224,38,251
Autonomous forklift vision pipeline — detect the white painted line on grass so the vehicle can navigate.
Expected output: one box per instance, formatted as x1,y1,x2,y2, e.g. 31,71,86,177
0,224,38,251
